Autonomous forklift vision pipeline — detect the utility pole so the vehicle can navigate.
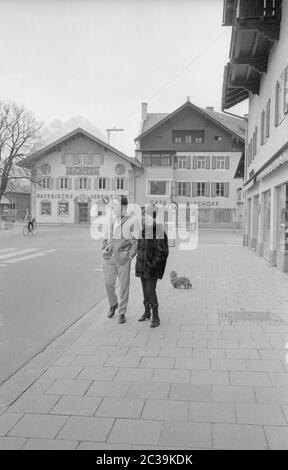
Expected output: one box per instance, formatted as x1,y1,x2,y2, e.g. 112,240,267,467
106,127,124,144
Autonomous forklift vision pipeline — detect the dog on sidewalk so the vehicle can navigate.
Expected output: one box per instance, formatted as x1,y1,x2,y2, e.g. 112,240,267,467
170,271,192,289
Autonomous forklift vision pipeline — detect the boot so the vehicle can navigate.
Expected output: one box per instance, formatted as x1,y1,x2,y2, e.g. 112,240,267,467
138,301,151,322
150,304,160,328
108,303,118,318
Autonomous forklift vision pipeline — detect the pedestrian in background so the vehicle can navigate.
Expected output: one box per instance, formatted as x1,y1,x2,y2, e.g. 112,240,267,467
135,205,169,328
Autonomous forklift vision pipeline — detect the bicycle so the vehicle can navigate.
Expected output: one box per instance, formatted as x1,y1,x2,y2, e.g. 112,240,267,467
23,222,36,237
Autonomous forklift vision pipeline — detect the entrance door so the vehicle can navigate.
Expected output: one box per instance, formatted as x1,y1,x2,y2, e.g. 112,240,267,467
78,203,88,223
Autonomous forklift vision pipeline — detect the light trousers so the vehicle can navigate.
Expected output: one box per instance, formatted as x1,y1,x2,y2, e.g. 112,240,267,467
103,256,131,315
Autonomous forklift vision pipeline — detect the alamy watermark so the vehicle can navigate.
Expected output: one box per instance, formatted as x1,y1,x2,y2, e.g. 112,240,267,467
89,201,199,250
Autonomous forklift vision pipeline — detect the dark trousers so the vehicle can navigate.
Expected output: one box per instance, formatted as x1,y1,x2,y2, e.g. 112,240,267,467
140,277,158,307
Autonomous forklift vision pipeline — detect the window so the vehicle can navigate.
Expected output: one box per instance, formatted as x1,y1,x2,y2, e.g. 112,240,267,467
197,156,206,169
215,136,222,142
195,136,203,143
116,178,124,190
58,202,69,216
42,177,50,189
148,180,169,196
40,201,51,216
275,66,288,127
91,153,102,166
143,154,171,167
214,209,232,224
60,177,68,189
216,156,225,169
98,178,106,190
216,182,225,197
185,135,192,143
196,182,206,197
174,136,182,143
79,178,87,190
178,156,187,169
172,130,205,144
177,182,189,196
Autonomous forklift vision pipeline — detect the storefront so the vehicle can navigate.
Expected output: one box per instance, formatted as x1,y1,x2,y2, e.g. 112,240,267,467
276,183,288,271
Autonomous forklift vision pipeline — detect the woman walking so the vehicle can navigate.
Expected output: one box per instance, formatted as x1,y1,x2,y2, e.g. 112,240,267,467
135,206,169,328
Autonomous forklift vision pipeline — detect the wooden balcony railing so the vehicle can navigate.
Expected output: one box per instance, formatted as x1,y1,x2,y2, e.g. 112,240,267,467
236,0,281,18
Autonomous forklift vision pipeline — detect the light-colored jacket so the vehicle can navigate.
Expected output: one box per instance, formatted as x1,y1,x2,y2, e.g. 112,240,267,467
102,214,139,265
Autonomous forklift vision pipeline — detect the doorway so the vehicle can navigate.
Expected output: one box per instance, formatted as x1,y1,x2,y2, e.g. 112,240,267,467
78,203,88,223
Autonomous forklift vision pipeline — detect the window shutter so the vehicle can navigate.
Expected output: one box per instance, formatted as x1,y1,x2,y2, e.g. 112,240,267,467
68,178,72,190
187,156,191,169
205,183,210,197
284,66,288,114
193,156,197,169
173,156,178,169
61,154,66,165
186,182,191,197
124,177,128,190
113,177,117,190
55,177,60,190
105,178,110,190
100,154,104,165
206,156,210,169
93,178,98,190
74,178,78,190
225,156,230,169
87,178,91,190
50,177,54,190
192,182,197,197
211,182,216,197
266,99,271,137
224,183,229,198
212,156,216,169
261,110,265,144
275,81,279,126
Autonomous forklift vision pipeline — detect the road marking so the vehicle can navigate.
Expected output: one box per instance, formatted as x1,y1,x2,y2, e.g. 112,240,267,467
5,252,46,264
0,248,39,261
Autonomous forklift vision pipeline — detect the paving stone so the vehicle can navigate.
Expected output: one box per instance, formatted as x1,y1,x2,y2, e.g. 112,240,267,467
77,367,117,381
127,382,170,400
190,371,229,385
78,442,132,450
50,396,102,416
95,398,144,418
213,424,267,449
159,421,212,449
70,355,108,367
104,355,141,368
8,414,68,439
230,372,271,387
235,404,286,425
45,379,92,396
28,378,56,394
53,354,76,367
153,369,190,383
177,339,207,348
139,357,175,369
57,416,114,442
192,349,225,359
96,346,129,356
142,399,189,421
269,373,288,387
128,347,160,357
42,366,83,380
23,438,78,450
212,386,255,403
114,368,153,382
160,347,193,358
174,358,210,370
0,437,26,449
108,418,162,445
189,402,235,423
254,386,288,404
225,349,260,360
169,384,212,402
7,394,60,414
259,350,287,360
211,359,247,371
208,340,239,349
87,380,131,398
246,360,285,372
265,426,288,450
0,413,23,436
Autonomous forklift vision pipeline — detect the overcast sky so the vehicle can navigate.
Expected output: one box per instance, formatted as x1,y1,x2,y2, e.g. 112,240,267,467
0,0,248,155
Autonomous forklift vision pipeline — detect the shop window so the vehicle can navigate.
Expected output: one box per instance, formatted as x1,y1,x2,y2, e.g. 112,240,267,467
148,180,169,196
40,201,51,216
214,209,232,224
58,202,69,216
199,209,212,224
277,184,288,251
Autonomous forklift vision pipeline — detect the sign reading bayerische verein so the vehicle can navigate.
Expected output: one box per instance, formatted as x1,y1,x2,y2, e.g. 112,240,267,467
66,167,99,175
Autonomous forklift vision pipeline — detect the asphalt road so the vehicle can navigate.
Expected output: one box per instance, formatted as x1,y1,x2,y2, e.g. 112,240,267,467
0,226,106,385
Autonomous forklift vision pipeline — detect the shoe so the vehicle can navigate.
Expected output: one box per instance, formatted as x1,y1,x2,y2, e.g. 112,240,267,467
138,301,151,321
108,303,118,318
150,304,160,328
118,314,126,324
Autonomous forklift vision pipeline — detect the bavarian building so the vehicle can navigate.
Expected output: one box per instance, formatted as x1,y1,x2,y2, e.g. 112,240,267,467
222,0,288,271
134,100,245,228
22,128,141,225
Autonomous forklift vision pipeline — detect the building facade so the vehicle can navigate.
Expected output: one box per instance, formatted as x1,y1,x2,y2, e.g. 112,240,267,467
222,0,288,271
135,100,245,228
22,128,141,225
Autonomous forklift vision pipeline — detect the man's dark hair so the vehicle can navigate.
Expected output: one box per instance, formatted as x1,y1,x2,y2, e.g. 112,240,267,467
115,195,128,207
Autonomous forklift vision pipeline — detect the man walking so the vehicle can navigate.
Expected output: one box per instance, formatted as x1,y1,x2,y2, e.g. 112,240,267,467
102,195,138,324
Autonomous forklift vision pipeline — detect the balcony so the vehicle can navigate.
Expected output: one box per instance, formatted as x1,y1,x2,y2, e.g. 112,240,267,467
222,0,282,110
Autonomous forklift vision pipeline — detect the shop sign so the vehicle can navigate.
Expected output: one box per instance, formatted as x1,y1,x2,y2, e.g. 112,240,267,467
66,167,99,176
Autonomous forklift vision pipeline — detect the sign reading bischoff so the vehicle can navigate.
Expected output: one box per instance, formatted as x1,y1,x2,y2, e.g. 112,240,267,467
90,202,199,251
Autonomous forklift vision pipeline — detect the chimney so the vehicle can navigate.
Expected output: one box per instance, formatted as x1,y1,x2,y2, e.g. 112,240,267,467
206,106,214,111
141,102,148,121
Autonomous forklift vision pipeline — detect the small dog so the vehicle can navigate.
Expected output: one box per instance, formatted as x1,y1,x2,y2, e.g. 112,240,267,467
170,271,192,289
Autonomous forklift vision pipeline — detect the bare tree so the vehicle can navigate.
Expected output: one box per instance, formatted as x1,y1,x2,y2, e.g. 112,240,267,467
0,100,43,201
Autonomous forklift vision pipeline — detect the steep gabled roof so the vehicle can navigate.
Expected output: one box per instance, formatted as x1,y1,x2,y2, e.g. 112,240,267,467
21,127,142,168
135,101,245,142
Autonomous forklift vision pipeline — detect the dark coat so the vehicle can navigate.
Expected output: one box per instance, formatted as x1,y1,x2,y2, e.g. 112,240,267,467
135,223,169,280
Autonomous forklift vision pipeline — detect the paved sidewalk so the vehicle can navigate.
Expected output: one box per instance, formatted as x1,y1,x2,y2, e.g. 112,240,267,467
1,234,288,450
